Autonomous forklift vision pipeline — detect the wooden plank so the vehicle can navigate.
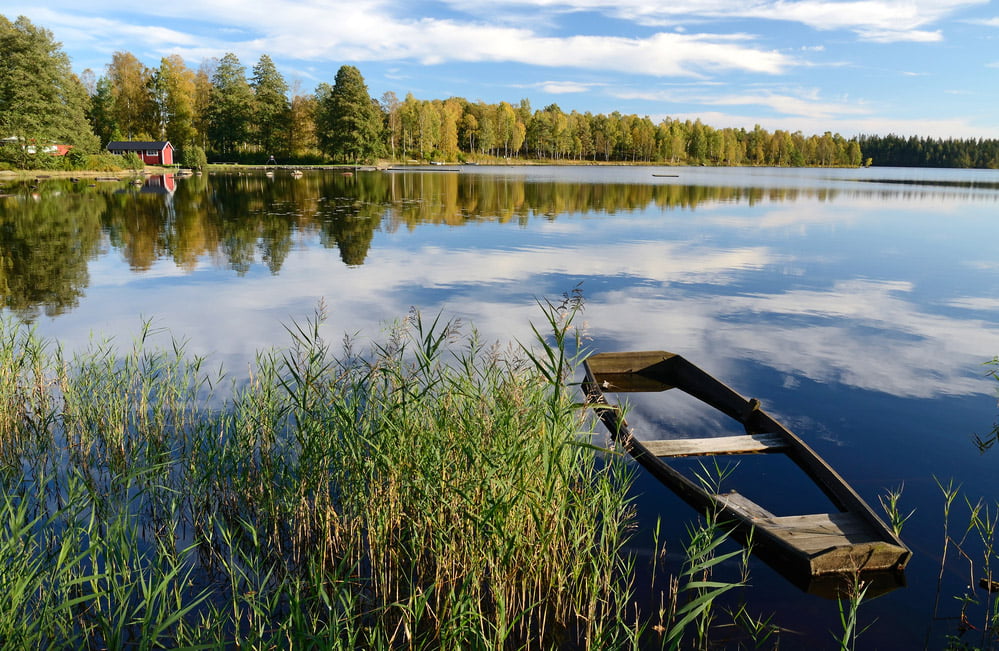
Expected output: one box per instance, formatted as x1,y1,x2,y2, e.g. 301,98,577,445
642,432,787,457
763,512,878,553
714,491,776,520
584,351,676,375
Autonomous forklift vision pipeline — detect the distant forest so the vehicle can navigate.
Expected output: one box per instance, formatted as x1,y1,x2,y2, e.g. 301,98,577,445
3,13,999,170
856,134,999,169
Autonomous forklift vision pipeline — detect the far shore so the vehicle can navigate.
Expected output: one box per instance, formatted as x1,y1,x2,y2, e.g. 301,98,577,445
1,157,876,181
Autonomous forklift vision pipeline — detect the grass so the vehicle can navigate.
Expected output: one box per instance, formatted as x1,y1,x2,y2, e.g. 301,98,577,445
0,297,640,648
9,294,966,647
935,475,999,649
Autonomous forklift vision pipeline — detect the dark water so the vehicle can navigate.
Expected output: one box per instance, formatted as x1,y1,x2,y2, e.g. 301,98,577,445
2,166,999,646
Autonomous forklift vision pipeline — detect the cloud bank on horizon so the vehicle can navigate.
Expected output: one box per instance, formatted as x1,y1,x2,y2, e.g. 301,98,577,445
8,0,999,138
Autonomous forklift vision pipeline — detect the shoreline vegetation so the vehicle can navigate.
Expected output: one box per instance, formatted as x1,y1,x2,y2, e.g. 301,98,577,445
0,296,997,646
0,157,871,180
6,13,999,176
0,298,643,647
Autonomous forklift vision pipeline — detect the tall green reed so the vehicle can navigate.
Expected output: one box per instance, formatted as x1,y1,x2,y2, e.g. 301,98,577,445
0,297,640,648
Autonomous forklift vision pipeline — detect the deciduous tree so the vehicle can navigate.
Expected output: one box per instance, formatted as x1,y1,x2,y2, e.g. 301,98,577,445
154,54,198,151
0,15,99,158
105,51,157,140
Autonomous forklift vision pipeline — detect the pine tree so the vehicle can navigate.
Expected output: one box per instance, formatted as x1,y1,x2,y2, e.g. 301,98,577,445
251,54,290,157
317,65,383,162
208,53,254,156
88,76,118,145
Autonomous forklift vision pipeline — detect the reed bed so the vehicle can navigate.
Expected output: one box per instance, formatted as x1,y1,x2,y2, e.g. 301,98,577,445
0,299,642,648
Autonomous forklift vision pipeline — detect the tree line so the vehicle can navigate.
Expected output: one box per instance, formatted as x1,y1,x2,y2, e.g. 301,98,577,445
856,134,999,169
4,13,999,169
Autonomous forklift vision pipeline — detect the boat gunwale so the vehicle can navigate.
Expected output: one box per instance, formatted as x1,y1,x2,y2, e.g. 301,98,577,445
582,350,910,578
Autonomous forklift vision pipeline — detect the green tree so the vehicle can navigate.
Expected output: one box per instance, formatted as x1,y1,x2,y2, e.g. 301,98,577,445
317,65,383,162
208,53,255,156
181,143,207,170
439,98,463,161
193,60,215,149
87,76,119,145
251,54,290,156
591,113,620,161
416,100,441,159
471,101,496,155
0,14,99,162
154,54,198,151
380,91,402,159
687,119,707,163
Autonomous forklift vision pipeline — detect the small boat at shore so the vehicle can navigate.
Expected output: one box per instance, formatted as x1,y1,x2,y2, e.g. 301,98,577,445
582,351,910,592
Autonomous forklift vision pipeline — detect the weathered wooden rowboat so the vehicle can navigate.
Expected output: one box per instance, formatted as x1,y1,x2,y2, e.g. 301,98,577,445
582,351,911,586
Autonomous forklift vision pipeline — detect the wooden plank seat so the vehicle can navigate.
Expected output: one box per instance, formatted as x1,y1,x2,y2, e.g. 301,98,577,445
766,512,881,552
641,432,787,457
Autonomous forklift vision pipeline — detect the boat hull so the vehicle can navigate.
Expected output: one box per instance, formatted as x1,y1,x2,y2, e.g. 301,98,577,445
582,350,910,595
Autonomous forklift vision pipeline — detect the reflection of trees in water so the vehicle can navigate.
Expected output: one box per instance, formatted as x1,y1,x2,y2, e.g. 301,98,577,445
378,174,843,229
0,181,104,320
104,187,172,271
316,174,389,266
0,171,864,319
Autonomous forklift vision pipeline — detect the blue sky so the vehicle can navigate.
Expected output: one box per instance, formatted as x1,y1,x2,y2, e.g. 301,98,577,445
9,0,999,138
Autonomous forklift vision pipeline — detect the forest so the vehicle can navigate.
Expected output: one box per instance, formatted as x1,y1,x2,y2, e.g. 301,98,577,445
3,13,999,170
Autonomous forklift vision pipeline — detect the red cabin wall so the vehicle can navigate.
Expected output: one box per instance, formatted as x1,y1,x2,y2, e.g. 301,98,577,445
139,147,173,165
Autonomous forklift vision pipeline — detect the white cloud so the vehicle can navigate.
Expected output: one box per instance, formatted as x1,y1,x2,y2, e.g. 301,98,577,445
440,0,985,42
946,297,999,311
10,1,793,77
961,16,999,27
617,87,868,120
11,0,999,138
586,278,999,399
528,81,600,94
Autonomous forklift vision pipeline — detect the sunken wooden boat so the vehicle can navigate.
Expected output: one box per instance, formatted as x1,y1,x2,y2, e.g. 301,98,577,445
583,351,911,586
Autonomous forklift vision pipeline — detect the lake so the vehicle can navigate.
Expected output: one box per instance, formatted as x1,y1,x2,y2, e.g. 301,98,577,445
2,165,999,646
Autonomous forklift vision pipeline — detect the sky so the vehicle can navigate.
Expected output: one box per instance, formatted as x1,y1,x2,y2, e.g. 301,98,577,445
8,0,999,138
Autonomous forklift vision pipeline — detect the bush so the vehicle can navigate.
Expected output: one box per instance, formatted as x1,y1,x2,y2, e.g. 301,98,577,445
121,151,143,172
84,153,124,172
181,144,207,170
64,149,87,170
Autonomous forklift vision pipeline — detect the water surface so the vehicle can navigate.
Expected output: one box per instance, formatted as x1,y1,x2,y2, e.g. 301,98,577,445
2,165,998,645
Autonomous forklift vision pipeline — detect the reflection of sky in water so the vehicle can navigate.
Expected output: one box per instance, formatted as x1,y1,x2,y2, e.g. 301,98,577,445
15,166,999,645
54,195,998,397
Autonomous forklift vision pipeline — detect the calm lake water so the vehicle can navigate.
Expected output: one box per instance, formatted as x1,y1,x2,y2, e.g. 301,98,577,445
3,165,999,646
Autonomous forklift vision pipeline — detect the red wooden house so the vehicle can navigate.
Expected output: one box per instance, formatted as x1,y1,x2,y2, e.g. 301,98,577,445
107,141,175,165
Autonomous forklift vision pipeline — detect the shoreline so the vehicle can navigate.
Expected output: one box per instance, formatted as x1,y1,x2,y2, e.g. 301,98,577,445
1,160,873,180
